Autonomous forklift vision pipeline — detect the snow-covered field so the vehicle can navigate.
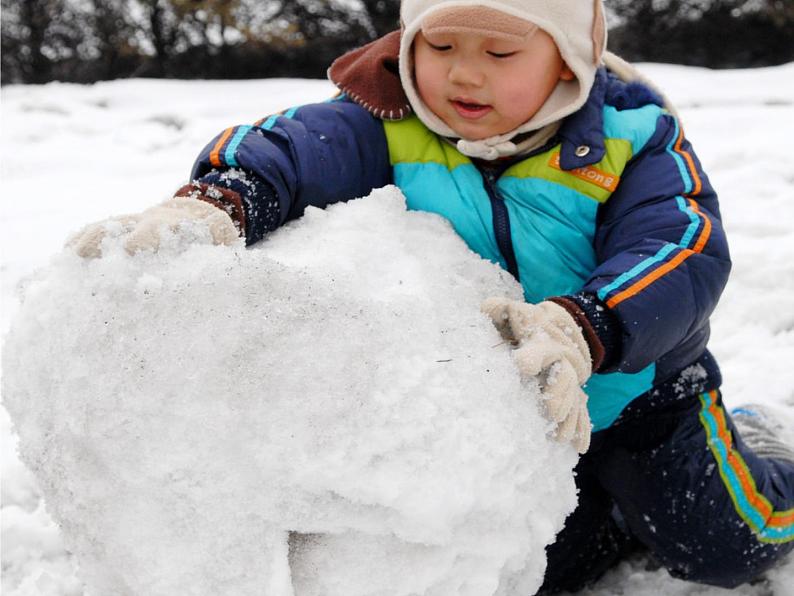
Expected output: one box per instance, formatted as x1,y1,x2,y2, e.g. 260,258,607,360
2,64,794,594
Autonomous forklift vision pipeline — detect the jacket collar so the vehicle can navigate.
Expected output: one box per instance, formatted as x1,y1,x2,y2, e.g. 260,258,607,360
557,68,608,169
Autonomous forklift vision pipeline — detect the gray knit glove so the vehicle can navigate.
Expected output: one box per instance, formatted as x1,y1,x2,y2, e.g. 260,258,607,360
68,197,239,258
482,297,592,454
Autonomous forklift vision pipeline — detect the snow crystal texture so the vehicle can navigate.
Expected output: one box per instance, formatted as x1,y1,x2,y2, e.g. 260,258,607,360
2,188,578,596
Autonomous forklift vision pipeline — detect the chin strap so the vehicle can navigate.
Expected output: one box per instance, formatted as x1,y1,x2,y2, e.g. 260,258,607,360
456,138,519,161
455,121,562,161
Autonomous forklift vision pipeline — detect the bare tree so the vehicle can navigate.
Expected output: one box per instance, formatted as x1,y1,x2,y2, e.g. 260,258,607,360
1,0,81,83
359,0,400,38
80,0,138,80
173,0,242,68
131,0,182,76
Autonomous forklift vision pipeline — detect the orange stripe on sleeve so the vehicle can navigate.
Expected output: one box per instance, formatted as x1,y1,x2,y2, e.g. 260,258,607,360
688,199,712,253
209,128,235,168
675,127,703,196
605,198,713,309
606,248,695,308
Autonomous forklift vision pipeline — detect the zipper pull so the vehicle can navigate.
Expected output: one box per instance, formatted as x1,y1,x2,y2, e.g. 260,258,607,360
482,170,499,191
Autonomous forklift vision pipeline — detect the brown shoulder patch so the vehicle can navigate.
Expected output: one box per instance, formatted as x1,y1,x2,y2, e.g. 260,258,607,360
327,30,412,121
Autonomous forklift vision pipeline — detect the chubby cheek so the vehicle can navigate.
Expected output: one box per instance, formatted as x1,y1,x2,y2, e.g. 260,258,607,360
414,55,448,114
496,78,549,123
416,74,444,114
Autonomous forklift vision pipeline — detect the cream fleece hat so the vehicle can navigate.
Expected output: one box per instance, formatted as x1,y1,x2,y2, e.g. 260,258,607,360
399,0,607,159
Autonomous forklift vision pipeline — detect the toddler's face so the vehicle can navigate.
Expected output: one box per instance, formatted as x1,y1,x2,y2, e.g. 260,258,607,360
414,29,573,141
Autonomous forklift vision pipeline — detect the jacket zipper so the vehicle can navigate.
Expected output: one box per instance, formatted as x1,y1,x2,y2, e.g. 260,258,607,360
481,170,520,282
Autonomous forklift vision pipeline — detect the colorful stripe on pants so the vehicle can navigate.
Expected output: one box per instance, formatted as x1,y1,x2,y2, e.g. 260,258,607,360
698,390,794,544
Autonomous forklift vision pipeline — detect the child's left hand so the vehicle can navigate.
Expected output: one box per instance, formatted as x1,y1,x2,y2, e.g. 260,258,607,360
481,297,592,453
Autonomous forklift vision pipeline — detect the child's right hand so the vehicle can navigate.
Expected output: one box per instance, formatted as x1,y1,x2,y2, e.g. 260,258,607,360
67,197,239,258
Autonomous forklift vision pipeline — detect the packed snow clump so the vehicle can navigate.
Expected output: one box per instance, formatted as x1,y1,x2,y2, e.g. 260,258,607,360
2,187,578,596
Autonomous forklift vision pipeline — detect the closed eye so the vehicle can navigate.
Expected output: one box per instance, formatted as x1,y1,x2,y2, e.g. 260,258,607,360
488,51,518,58
428,43,452,52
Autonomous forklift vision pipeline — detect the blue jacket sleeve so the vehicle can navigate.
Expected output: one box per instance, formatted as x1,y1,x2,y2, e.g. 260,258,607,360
189,98,392,244
580,112,731,373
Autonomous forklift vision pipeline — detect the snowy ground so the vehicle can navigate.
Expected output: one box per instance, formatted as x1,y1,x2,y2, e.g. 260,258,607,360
2,63,794,594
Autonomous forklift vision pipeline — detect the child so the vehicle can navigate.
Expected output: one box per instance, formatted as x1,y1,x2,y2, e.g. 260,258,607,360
70,0,794,591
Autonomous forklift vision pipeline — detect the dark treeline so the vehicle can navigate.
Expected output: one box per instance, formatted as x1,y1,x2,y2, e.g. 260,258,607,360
1,0,401,84
607,0,794,69
2,0,793,85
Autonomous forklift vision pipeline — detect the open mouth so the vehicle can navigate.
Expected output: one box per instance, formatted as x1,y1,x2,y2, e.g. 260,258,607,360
451,99,493,119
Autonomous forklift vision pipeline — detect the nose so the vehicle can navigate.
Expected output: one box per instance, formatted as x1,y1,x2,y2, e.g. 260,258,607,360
448,59,485,87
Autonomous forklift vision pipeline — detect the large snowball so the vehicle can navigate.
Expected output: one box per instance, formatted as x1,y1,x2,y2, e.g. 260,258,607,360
2,187,578,596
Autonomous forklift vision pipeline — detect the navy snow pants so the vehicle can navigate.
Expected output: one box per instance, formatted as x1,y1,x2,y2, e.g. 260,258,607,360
539,390,794,593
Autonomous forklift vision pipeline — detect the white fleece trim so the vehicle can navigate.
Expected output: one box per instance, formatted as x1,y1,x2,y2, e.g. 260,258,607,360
603,51,681,121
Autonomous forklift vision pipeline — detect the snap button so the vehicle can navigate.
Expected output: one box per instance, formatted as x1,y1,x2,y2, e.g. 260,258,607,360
575,145,590,157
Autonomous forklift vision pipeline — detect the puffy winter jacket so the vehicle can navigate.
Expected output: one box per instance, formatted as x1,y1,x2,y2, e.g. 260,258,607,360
189,67,731,433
